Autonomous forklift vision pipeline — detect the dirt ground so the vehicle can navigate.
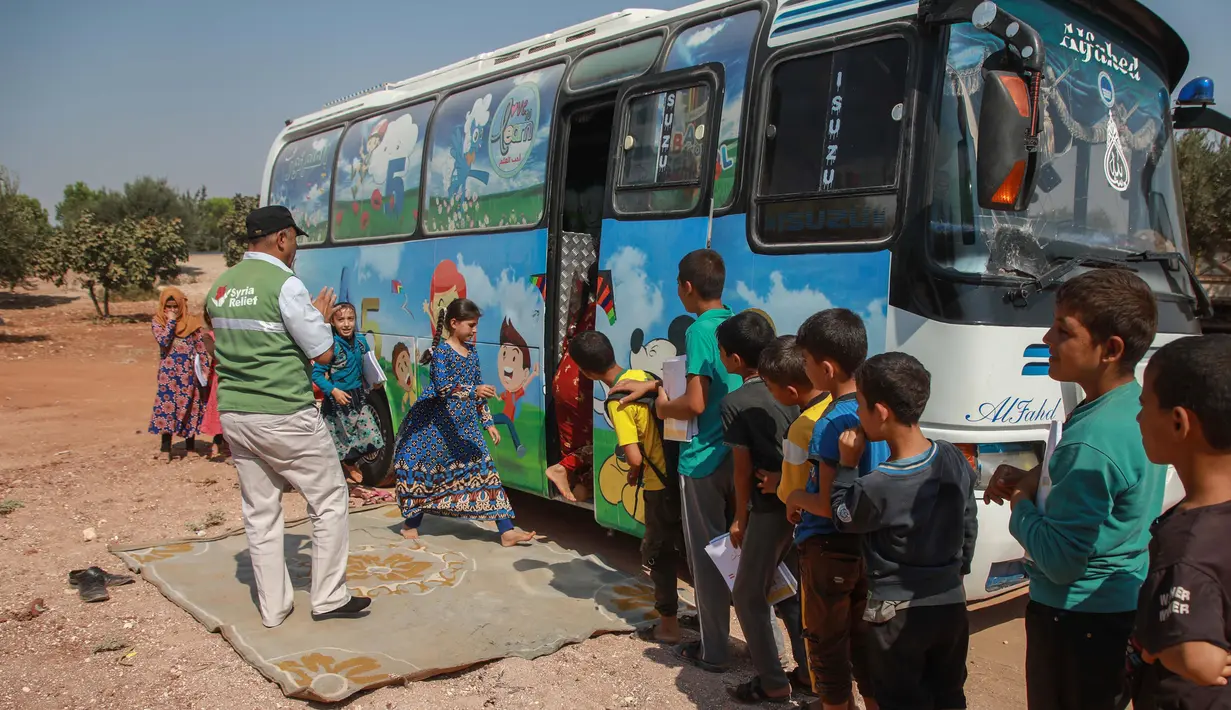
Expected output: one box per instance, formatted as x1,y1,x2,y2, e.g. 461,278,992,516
0,254,1030,710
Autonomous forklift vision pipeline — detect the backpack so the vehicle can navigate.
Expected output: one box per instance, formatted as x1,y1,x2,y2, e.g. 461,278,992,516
604,375,679,518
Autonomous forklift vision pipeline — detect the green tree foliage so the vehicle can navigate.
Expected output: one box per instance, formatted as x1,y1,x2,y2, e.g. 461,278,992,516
1177,130,1231,275
0,167,52,290
55,181,103,229
48,212,187,317
219,194,259,267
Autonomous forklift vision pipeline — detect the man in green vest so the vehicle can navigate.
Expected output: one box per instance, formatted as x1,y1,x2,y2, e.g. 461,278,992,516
208,205,371,627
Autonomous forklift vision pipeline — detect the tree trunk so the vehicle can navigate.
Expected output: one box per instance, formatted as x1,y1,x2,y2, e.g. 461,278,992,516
85,282,103,317
103,287,111,317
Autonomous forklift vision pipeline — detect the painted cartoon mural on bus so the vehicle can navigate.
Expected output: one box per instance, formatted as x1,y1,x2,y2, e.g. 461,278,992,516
590,215,891,534
332,102,433,241
423,65,564,234
664,11,761,209
270,127,342,245
293,231,550,495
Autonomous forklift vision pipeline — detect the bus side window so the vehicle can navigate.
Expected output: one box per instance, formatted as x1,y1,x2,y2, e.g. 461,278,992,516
755,39,909,248
614,85,712,214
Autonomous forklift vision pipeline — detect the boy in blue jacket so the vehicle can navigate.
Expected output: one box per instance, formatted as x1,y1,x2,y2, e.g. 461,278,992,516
986,269,1166,710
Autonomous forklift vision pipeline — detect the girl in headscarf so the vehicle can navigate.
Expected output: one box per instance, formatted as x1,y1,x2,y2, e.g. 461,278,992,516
199,307,227,458
148,287,210,459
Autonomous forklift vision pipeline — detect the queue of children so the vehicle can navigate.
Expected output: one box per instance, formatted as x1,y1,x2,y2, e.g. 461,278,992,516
585,249,1228,710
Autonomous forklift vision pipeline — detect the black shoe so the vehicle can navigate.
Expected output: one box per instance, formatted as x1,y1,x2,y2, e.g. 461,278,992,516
73,568,110,603
160,434,172,454
311,596,371,621
69,566,135,588
185,437,196,455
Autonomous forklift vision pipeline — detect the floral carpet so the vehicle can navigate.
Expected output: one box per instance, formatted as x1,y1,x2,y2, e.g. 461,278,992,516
111,504,686,703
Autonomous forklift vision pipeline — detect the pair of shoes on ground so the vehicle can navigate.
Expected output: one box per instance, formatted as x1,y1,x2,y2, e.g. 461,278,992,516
68,566,135,603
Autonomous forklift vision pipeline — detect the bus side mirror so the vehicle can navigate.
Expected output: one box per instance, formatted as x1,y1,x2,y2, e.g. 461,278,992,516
977,70,1039,211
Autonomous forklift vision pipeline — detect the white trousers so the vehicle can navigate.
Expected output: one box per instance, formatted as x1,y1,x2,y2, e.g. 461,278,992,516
221,407,351,627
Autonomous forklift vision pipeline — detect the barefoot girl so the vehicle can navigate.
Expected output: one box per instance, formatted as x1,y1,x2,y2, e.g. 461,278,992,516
310,302,386,483
149,287,210,459
391,298,536,546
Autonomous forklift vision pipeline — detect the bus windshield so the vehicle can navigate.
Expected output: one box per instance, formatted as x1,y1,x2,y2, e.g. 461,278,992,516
929,0,1188,290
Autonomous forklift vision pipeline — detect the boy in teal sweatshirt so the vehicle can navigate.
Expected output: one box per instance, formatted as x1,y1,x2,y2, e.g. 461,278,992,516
985,269,1166,710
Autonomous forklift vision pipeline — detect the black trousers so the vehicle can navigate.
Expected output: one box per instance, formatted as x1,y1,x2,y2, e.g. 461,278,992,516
1025,600,1135,710
865,602,970,710
642,486,683,618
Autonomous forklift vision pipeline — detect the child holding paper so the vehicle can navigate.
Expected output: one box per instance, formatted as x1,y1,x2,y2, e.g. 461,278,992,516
611,249,743,673
310,302,385,482
717,312,809,703
985,269,1166,710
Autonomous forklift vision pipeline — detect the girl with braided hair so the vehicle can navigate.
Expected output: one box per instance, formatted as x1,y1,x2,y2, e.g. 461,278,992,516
391,298,537,546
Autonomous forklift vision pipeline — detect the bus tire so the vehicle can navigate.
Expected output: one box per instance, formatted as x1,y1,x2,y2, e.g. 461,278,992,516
358,388,397,488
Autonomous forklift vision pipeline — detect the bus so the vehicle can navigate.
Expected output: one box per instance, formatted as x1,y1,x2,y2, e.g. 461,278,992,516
262,0,1230,601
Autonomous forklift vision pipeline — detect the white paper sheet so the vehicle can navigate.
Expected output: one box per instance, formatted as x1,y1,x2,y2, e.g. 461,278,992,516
1037,418,1062,514
661,356,695,442
704,533,799,605
362,350,387,386
193,354,208,387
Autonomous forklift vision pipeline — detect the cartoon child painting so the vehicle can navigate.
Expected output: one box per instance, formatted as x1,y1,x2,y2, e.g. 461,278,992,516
352,118,388,201
423,260,467,337
494,318,538,458
391,342,417,411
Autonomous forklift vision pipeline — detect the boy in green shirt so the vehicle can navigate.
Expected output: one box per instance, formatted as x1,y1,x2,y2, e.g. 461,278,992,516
986,269,1166,710
611,248,742,672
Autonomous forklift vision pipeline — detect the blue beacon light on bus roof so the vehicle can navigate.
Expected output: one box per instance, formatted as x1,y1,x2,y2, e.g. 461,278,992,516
1177,77,1216,107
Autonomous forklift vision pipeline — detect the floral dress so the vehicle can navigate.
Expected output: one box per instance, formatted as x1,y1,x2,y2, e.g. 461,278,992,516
148,320,210,437
311,333,386,463
392,343,515,522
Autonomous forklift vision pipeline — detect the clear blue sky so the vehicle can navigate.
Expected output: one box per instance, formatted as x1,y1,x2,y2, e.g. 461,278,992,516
1,0,1226,216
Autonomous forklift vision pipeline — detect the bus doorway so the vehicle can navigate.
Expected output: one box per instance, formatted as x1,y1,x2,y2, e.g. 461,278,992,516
543,100,615,505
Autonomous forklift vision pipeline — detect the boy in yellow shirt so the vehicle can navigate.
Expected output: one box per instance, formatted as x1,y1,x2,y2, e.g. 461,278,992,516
570,330,683,644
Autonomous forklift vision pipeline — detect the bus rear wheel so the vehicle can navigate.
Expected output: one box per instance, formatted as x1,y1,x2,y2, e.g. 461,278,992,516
357,388,396,488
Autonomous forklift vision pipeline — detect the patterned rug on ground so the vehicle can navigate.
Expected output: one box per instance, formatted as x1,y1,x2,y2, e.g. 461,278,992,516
111,504,688,703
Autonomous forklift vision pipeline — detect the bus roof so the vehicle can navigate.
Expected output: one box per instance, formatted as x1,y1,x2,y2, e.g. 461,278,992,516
281,0,737,137
276,0,1190,141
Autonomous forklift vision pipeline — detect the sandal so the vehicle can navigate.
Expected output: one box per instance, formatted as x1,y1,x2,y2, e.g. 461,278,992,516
673,640,727,674
727,676,791,705
635,624,681,644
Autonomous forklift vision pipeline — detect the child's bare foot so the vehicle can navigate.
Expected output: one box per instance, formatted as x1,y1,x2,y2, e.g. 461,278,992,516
500,529,537,547
655,615,682,643
545,464,576,502
400,525,420,540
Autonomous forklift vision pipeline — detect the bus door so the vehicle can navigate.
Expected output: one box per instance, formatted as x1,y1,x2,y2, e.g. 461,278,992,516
589,65,726,535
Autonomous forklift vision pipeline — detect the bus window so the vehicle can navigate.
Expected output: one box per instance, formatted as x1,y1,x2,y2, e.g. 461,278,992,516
332,101,434,242
268,127,343,246
567,35,664,92
422,65,564,234
664,11,761,209
755,40,908,247
615,85,712,214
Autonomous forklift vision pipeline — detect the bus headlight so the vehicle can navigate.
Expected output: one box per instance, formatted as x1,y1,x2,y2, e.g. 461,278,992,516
954,442,1042,490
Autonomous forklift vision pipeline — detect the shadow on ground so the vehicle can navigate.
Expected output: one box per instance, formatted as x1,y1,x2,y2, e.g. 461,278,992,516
0,292,78,310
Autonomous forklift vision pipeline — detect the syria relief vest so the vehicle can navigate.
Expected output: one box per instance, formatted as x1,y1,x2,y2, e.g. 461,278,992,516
207,257,314,414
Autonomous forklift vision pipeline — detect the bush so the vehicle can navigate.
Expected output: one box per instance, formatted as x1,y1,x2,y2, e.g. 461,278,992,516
0,168,52,290
219,195,258,267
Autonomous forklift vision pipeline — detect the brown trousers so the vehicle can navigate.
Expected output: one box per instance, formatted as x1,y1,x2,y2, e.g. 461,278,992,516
799,534,873,706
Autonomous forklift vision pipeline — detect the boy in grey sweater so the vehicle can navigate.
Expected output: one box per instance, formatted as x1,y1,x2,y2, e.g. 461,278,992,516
830,352,978,710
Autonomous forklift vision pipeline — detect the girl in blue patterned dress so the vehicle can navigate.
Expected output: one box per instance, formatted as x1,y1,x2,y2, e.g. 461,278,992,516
311,303,386,483
392,298,536,546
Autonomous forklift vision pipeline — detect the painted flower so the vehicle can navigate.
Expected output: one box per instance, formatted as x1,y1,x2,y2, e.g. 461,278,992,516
345,553,433,583
351,202,360,215
388,193,396,211
360,211,370,230
370,189,383,210
335,212,344,226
